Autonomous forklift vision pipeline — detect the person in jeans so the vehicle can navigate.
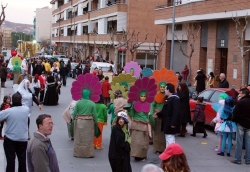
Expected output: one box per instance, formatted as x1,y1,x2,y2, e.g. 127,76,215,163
231,88,250,165
0,92,29,172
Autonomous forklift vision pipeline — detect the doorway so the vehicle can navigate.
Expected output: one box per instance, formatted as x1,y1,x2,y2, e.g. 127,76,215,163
220,49,228,75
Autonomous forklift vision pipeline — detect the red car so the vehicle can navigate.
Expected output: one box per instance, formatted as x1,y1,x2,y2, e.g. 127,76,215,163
189,88,237,126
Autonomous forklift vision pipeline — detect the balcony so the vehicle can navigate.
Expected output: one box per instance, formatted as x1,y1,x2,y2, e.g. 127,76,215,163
89,33,123,43
52,1,72,15
75,13,89,23
89,3,127,19
75,35,89,42
52,36,72,42
155,0,250,23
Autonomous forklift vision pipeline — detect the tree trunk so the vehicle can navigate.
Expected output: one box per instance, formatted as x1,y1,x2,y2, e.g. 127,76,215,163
114,47,118,69
241,52,246,85
187,57,191,82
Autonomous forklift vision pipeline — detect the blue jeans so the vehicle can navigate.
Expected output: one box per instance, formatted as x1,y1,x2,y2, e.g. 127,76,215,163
221,132,233,154
234,124,250,163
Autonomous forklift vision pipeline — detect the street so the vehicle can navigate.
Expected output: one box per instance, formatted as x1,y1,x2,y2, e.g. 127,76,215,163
0,78,250,172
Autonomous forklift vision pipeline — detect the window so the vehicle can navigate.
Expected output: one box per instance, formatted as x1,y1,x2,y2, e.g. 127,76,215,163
175,24,182,31
209,91,224,103
82,26,88,34
198,90,214,102
107,20,117,33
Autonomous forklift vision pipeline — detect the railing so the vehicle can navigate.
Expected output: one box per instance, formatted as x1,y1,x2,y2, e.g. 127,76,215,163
155,0,206,9
91,0,127,12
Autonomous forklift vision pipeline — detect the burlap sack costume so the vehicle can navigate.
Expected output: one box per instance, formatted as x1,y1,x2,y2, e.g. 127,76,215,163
153,118,166,153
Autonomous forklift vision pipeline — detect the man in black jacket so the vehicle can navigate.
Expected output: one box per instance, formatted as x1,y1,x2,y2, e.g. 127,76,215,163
155,83,180,148
219,73,229,88
231,88,250,165
32,60,45,76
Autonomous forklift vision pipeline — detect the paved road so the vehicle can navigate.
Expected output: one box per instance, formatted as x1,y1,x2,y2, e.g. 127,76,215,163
0,78,250,172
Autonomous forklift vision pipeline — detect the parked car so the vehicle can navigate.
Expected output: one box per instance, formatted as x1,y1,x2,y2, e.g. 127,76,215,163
90,62,116,82
189,88,235,126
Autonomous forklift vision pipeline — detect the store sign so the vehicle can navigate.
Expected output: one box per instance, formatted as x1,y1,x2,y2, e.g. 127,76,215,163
118,46,127,51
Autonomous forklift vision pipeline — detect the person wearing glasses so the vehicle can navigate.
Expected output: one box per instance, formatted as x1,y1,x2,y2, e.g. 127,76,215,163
27,114,60,172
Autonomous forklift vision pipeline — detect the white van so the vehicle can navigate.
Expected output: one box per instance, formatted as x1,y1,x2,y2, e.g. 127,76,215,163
90,62,116,82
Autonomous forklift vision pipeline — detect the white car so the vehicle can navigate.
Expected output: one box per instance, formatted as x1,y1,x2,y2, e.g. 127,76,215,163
90,62,116,82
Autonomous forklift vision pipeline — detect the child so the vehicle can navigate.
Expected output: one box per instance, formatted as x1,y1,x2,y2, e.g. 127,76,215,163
191,97,207,138
0,95,12,139
217,96,236,156
94,96,108,149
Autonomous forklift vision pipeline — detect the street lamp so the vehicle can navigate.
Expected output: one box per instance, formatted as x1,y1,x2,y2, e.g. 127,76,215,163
47,20,52,55
170,0,176,70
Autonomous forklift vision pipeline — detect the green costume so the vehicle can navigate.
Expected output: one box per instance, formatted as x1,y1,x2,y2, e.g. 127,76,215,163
95,103,107,123
71,90,98,158
108,103,115,125
127,103,149,122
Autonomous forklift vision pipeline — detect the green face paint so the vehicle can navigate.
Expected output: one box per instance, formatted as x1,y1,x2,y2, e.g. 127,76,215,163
82,89,90,100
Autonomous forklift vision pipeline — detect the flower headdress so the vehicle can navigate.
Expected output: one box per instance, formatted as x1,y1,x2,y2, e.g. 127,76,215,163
151,68,178,103
109,83,127,102
123,61,141,78
141,68,153,78
111,73,136,90
71,74,102,102
128,77,157,112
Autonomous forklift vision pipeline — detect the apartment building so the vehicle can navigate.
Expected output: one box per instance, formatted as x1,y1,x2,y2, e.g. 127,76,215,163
0,27,12,50
34,6,53,41
155,0,250,87
50,0,166,69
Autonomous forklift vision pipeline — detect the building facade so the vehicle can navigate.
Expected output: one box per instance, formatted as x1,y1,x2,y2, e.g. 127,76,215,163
154,0,250,87
34,6,53,41
50,0,166,70
0,27,12,50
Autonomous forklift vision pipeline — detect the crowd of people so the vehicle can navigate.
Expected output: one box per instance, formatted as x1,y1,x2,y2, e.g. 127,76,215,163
0,57,250,172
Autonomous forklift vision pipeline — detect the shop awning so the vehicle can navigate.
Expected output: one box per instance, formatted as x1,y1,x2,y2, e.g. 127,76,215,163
81,1,88,8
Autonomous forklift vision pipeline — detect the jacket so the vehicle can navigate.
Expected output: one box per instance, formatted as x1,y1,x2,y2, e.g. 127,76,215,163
195,72,206,93
96,103,108,122
193,103,206,122
0,66,7,79
102,80,111,98
32,64,45,76
27,132,60,172
177,92,191,124
219,79,229,88
157,94,181,134
232,96,250,129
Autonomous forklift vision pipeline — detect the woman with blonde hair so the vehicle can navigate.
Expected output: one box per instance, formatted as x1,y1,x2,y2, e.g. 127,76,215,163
159,143,190,172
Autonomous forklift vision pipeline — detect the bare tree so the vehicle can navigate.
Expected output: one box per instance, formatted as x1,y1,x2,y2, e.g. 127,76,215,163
0,4,7,53
232,14,250,85
149,35,167,69
128,31,148,61
40,37,51,54
174,23,201,82
110,29,134,68
94,40,112,62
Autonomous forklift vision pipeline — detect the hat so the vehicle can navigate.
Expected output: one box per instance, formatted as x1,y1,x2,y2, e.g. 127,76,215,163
41,71,45,74
159,143,183,160
117,111,129,123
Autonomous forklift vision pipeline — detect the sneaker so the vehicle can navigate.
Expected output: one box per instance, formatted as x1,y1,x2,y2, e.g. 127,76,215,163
230,160,241,165
227,153,230,157
215,148,221,152
217,152,224,156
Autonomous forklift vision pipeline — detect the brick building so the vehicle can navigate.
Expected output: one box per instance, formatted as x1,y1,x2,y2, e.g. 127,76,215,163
0,27,12,50
155,0,250,87
50,0,166,70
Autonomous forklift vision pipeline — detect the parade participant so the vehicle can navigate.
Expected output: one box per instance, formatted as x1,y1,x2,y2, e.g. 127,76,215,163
43,71,58,106
0,95,12,140
62,100,77,139
102,76,111,106
126,77,157,160
177,82,191,137
216,96,236,156
0,92,29,172
155,83,180,147
191,97,207,138
110,73,136,93
50,62,60,77
12,56,22,84
159,143,190,172
32,74,41,98
124,61,141,78
70,73,102,158
27,114,60,172
94,96,107,149
17,68,32,84
32,59,45,76
108,112,132,172
150,68,178,153
38,71,46,103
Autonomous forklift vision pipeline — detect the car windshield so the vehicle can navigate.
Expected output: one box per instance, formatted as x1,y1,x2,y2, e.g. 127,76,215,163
198,90,214,101
100,66,116,73
209,91,224,103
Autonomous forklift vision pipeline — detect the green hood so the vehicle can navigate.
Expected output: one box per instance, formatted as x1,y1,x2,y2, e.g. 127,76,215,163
82,89,90,100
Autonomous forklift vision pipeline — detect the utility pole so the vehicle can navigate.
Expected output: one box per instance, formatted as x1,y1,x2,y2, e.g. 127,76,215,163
170,0,176,70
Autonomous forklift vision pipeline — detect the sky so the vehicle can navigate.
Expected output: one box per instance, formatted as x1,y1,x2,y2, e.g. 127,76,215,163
1,0,52,25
